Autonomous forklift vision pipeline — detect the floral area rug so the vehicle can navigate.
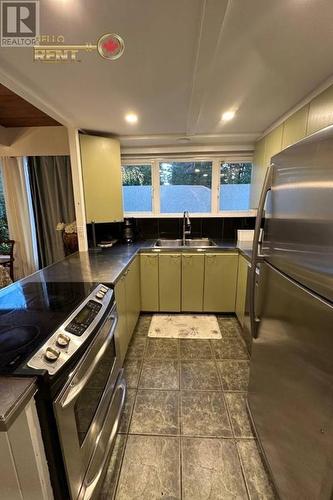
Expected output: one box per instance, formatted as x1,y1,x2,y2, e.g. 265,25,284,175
148,314,222,339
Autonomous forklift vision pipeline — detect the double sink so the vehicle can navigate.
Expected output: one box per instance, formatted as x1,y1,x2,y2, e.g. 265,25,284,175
154,238,217,248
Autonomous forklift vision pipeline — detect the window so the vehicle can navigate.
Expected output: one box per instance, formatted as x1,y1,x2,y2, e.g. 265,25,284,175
159,161,212,213
121,159,254,216
122,164,152,213
219,162,252,211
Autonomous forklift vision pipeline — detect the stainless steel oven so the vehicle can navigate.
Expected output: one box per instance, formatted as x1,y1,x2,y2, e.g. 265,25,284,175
1,281,126,500
52,293,126,499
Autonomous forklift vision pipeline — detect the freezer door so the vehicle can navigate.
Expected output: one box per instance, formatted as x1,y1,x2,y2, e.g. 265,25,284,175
262,125,333,302
248,262,333,500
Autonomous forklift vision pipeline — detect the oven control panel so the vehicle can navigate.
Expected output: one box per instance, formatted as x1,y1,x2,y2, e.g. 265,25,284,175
27,284,115,375
65,300,102,336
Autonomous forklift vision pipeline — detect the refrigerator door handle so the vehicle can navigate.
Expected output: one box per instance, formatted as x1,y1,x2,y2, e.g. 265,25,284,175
249,163,273,338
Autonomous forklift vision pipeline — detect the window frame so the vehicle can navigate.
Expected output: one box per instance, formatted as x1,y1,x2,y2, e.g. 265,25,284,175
122,156,256,218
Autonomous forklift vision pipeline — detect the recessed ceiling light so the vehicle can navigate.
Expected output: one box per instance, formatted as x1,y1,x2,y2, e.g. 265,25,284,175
125,113,138,124
221,110,236,122
195,168,200,173
203,173,208,177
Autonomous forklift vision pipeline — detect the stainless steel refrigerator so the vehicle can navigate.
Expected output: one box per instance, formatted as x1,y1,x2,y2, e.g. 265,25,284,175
247,125,333,500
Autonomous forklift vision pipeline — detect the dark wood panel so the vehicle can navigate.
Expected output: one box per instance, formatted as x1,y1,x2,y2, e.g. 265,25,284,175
0,83,60,127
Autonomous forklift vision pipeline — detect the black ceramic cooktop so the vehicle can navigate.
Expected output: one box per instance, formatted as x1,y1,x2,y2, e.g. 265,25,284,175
0,281,94,373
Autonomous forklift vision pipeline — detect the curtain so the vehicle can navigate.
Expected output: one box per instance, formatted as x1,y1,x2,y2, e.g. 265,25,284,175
28,156,75,268
1,157,38,279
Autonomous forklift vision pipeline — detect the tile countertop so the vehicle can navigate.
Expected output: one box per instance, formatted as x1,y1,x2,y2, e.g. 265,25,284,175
0,239,254,423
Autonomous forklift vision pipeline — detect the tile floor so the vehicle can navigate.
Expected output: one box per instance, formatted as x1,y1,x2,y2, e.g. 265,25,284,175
99,315,276,500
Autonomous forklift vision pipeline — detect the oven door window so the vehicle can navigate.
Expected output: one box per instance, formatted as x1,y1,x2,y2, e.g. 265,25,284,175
74,337,116,446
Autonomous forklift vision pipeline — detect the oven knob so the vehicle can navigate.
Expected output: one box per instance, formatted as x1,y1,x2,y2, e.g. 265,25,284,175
95,291,104,300
100,286,108,293
56,333,70,347
44,347,60,362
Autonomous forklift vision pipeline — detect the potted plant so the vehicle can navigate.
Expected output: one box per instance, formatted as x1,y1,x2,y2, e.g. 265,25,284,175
56,221,78,256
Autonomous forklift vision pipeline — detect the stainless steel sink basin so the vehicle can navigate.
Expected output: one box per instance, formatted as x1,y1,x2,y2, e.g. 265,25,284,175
154,238,216,248
154,239,183,247
186,238,217,247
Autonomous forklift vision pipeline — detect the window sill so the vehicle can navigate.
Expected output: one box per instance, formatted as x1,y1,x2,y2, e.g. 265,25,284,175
123,210,257,218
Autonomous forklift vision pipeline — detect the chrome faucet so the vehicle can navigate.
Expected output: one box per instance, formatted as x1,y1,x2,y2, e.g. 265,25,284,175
182,211,191,245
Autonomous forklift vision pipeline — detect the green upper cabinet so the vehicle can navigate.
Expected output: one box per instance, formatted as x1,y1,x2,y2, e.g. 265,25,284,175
203,253,238,312
264,124,283,166
140,253,159,311
307,85,333,135
250,124,283,208
235,255,250,327
159,253,181,312
282,105,309,149
182,254,204,312
125,257,141,336
80,134,123,223
250,137,266,208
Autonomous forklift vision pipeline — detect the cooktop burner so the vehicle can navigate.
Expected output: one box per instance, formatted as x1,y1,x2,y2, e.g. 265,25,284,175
0,281,95,373
0,325,40,353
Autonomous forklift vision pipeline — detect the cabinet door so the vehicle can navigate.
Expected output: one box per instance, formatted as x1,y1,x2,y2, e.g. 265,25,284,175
80,134,123,223
282,105,309,149
114,275,128,363
159,253,181,312
125,257,141,336
182,254,204,312
264,125,283,165
204,253,238,312
235,255,250,326
250,138,266,208
307,84,333,135
140,254,159,311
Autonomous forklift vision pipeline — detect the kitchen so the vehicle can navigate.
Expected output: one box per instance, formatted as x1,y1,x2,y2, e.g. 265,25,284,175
0,1,332,499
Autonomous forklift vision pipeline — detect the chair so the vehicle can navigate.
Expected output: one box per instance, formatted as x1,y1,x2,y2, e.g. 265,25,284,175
0,240,15,281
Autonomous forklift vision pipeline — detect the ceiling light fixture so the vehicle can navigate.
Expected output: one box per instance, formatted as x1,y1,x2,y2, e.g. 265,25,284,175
195,168,200,173
221,110,236,122
125,113,138,124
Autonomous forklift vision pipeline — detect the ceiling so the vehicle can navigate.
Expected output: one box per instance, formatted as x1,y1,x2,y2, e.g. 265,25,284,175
0,84,60,127
1,0,333,148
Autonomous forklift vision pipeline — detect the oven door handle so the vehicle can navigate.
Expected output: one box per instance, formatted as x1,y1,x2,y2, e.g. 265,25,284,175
61,308,118,408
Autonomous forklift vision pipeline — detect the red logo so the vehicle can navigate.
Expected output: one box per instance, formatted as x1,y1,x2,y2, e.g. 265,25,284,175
97,33,124,60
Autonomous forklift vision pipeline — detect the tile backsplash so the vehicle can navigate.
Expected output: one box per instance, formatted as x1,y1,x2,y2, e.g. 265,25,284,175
87,217,256,246
136,217,255,240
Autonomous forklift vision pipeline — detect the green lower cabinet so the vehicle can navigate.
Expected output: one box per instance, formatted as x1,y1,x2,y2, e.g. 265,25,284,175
114,275,128,363
235,255,250,326
182,254,204,312
140,254,159,311
159,253,181,311
203,253,238,312
125,257,141,335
